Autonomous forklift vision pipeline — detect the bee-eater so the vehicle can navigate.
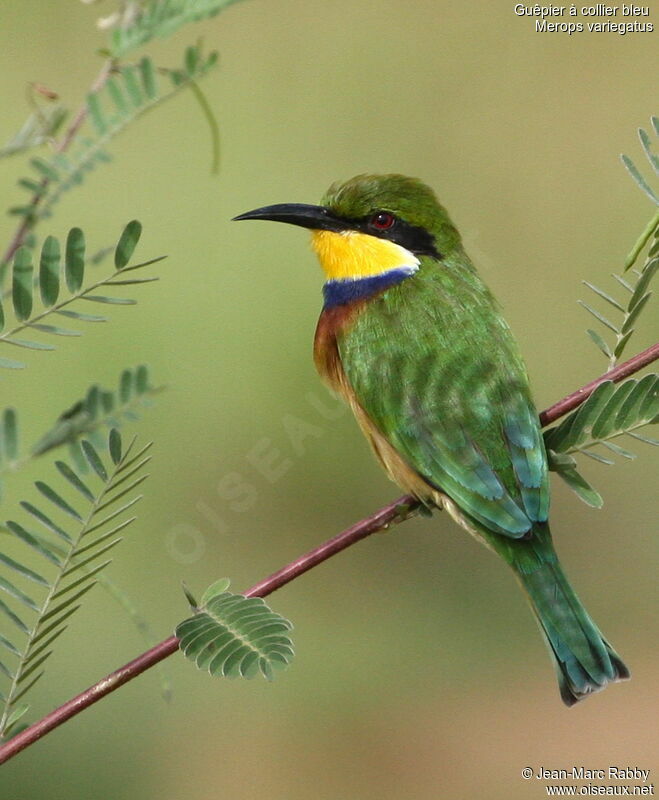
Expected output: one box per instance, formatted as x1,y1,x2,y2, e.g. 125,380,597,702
234,173,629,705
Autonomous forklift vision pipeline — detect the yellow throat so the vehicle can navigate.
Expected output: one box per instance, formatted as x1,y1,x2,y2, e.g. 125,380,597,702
311,230,419,281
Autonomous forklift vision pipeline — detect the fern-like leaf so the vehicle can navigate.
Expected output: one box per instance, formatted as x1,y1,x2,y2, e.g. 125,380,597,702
176,581,294,681
544,376,659,504
0,221,162,368
545,376,658,454
0,430,149,738
9,514,172,703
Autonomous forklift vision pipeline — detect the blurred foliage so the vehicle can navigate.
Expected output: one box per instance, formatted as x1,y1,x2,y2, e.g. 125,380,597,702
0,430,149,740
0,363,160,502
0,0,246,751
5,44,218,233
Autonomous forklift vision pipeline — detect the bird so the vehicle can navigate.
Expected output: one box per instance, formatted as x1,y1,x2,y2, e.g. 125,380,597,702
234,173,629,705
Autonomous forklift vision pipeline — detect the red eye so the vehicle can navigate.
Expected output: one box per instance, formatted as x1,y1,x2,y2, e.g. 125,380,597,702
370,211,396,230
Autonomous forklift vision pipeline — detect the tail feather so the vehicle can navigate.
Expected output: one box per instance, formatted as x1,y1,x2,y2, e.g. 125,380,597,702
517,560,630,706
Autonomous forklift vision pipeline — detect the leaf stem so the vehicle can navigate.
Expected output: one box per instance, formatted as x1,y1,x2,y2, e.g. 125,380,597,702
187,81,221,175
1,341,657,763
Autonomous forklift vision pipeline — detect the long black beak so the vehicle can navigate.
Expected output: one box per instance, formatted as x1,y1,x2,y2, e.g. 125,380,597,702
233,203,347,233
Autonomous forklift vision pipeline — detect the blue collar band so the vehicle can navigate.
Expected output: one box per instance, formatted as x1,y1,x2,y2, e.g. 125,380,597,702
322,268,414,309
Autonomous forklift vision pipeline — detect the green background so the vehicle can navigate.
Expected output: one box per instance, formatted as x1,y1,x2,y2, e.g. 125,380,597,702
1,1,657,798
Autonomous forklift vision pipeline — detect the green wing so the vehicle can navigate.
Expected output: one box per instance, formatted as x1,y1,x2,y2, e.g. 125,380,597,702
337,258,549,538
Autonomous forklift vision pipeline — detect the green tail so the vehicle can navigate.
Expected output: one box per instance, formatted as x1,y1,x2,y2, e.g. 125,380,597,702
516,559,630,706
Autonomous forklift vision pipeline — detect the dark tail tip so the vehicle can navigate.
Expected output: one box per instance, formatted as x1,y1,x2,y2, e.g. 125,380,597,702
559,643,630,707
610,651,631,682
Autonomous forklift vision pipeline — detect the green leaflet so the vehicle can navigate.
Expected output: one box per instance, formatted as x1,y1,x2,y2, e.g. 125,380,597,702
586,328,613,359
109,430,122,465
622,155,659,206
176,581,294,681
114,220,142,269
81,441,107,481
12,248,33,322
1,409,18,463
1,703,29,739
0,430,149,738
200,578,231,606
621,118,659,208
65,228,85,293
0,357,24,370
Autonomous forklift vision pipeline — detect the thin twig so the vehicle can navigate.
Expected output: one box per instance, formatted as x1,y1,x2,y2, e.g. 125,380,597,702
1,341,657,764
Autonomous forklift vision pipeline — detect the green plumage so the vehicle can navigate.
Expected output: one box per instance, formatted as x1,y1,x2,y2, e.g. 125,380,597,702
235,173,630,705
337,262,626,703
336,239,548,538
325,175,627,704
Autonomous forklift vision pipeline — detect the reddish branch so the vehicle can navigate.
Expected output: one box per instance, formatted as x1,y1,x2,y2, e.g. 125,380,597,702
0,342,657,765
